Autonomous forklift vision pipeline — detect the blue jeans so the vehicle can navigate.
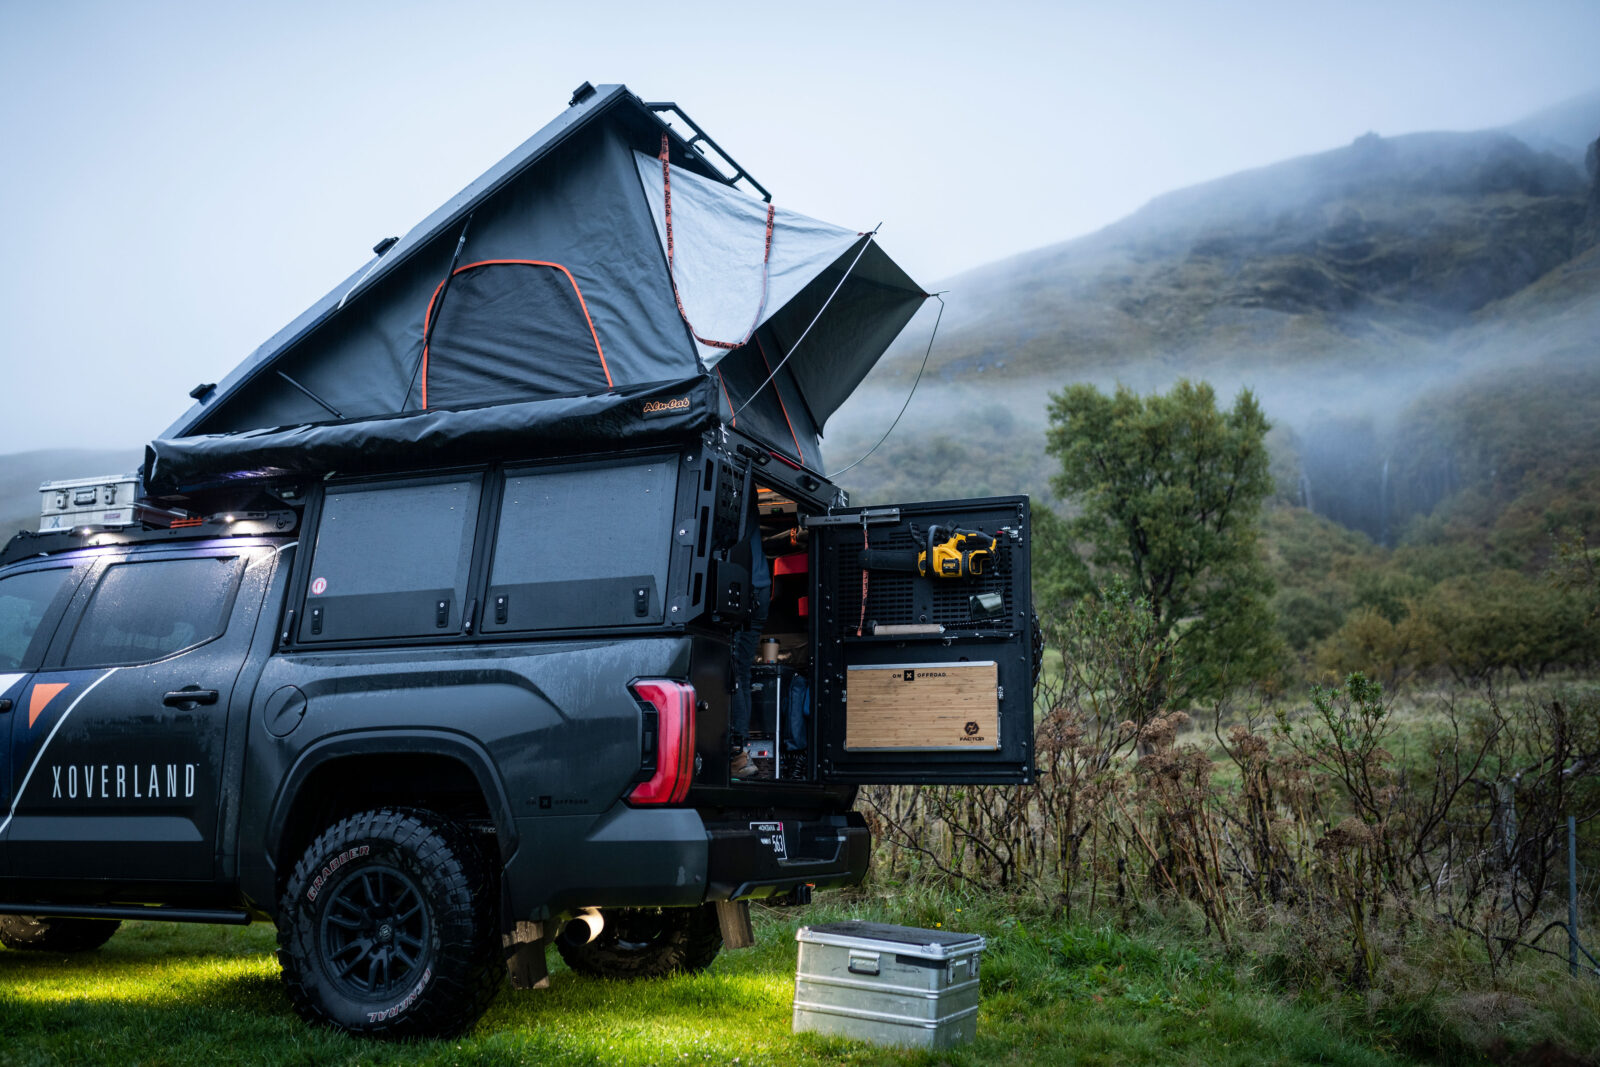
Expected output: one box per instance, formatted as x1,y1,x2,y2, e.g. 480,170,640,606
728,583,771,747
783,673,810,752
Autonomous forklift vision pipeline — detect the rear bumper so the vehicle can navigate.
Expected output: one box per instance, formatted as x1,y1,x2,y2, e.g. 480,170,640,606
497,804,870,920
703,811,870,901
502,805,710,919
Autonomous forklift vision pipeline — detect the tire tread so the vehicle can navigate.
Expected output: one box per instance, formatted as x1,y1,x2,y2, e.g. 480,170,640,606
276,806,502,1039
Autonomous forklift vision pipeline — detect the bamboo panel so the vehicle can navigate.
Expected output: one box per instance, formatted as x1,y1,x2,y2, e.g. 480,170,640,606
844,662,999,751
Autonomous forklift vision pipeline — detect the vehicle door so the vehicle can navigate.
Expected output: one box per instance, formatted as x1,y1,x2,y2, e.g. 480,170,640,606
0,561,87,876
809,496,1036,785
6,543,274,883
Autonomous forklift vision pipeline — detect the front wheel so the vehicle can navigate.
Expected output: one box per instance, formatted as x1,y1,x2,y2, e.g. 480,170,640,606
0,915,121,953
556,905,723,979
276,807,503,1039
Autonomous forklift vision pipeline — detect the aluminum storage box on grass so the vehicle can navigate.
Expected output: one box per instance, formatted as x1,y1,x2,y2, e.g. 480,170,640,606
793,921,984,1048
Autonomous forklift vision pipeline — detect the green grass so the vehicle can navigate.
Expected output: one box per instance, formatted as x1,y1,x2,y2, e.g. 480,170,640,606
0,896,1449,1067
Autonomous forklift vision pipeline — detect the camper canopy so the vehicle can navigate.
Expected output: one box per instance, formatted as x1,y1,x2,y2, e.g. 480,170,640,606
146,84,926,493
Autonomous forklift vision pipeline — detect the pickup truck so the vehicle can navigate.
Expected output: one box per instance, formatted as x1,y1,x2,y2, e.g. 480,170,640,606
0,431,1035,1038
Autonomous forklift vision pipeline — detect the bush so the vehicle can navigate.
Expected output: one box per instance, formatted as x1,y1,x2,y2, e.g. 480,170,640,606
1418,570,1596,682
1313,606,1439,689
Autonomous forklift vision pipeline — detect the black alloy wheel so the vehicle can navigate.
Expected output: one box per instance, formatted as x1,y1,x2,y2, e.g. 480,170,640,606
277,807,502,1039
318,864,431,1002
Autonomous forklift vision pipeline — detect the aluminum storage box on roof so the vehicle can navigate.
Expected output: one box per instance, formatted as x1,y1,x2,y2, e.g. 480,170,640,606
38,473,142,531
793,921,984,1048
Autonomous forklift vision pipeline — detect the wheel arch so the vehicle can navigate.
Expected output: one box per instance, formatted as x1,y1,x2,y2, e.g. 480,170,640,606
268,731,519,896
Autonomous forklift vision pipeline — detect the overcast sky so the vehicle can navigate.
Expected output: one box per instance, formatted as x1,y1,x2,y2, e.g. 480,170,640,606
2,0,1597,452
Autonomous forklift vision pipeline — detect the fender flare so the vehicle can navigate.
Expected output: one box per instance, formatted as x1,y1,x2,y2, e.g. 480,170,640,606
265,729,520,864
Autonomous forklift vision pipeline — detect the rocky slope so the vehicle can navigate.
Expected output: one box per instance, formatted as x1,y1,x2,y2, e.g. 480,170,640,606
826,92,1600,542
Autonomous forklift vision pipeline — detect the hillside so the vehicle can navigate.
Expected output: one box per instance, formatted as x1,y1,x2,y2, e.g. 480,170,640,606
826,92,1600,542
857,129,1588,390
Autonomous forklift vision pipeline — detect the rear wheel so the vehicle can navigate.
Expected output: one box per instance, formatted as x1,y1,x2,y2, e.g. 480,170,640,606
556,905,723,979
0,915,121,953
276,807,503,1039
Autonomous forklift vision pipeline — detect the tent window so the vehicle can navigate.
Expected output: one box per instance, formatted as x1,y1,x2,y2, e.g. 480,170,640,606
422,260,610,410
300,475,482,643
483,456,677,632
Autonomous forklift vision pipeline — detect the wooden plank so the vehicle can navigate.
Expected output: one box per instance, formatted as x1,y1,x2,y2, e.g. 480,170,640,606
844,662,999,751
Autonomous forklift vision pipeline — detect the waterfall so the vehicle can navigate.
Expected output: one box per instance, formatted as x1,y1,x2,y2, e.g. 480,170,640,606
1299,472,1315,513
1379,455,1391,546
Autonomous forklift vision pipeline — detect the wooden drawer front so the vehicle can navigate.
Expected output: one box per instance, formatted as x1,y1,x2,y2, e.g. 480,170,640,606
844,662,998,751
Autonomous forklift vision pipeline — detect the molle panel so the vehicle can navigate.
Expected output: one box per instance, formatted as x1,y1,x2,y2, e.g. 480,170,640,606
830,526,1014,631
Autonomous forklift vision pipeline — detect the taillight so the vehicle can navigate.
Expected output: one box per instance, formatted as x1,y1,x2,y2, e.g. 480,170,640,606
628,680,696,804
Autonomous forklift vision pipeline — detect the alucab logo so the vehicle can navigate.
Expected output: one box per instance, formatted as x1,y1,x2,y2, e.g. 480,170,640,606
641,396,691,417
52,761,198,801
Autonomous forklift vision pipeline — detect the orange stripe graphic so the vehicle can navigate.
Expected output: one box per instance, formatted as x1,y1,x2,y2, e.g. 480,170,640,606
28,683,68,728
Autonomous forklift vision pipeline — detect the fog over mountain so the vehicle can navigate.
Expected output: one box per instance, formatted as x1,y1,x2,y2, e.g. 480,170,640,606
1503,87,1600,164
826,90,1600,543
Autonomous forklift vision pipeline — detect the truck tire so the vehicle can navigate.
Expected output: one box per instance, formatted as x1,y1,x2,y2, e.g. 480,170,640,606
556,905,723,979
0,915,121,953
276,807,503,1039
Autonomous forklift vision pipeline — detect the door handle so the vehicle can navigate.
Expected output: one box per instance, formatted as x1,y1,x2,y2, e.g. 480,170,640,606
0,697,11,713
163,688,219,708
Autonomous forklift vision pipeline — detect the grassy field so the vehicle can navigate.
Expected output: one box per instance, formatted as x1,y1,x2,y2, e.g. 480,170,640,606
0,891,1521,1067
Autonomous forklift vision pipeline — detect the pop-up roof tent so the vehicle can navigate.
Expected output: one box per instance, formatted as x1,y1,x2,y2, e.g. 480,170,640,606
144,83,927,494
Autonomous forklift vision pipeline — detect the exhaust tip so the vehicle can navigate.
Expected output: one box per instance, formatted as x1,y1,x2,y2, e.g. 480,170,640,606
558,907,604,946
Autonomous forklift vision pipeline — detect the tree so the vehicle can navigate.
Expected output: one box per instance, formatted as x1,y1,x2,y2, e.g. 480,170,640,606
1417,570,1595,682
1313,605,1439,691
1045,379,1280,701
1030,504,1093,611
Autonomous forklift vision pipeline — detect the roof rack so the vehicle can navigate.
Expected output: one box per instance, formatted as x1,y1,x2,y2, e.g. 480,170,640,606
1,510,299,569
644,101,772,202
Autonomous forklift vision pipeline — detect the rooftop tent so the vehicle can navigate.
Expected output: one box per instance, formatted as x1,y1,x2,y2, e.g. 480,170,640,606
632,152,925,426
145,84,927,493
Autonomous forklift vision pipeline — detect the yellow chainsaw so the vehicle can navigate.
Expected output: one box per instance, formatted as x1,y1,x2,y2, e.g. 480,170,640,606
860,524,998,579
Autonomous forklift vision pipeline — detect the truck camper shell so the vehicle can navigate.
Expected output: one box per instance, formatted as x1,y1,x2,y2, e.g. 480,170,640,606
146,82,926,494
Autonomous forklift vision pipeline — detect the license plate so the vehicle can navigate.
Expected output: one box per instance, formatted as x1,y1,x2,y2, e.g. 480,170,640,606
749,821,787,860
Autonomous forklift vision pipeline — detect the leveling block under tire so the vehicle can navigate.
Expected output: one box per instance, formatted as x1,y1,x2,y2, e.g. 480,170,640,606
556,905,723,979
276,807,504,1039
0,915,122,953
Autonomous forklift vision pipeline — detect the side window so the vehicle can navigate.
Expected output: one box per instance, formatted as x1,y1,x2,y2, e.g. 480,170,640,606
0,567,76,671
63,556,244,668
485,456,677,631
301,475,482,643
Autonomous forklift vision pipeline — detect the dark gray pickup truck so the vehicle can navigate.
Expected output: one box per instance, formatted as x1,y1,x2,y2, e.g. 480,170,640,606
0,432,1034,1037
